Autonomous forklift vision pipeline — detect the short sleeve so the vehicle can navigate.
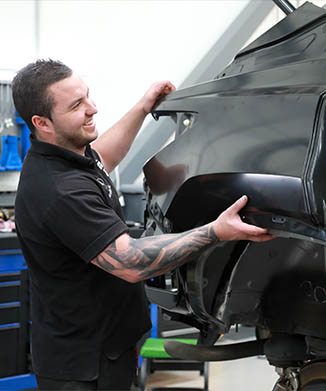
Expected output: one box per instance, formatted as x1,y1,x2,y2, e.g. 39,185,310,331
43,184,128,263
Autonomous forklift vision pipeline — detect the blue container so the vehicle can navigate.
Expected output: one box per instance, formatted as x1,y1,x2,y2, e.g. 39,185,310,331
0,136,22,171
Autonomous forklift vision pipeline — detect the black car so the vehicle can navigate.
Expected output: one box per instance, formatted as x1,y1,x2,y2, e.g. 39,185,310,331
142,1,326,389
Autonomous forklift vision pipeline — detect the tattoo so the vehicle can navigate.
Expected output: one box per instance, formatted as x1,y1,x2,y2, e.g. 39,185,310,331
93,224,219,281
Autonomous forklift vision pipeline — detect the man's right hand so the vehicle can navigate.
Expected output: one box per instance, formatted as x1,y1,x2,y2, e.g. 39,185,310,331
213,195,276,242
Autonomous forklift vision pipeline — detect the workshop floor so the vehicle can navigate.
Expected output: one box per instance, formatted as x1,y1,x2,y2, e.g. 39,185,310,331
145,326,279,391
146,355,278,390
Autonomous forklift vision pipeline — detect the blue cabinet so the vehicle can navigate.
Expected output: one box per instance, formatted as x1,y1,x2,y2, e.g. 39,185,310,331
0,236,36,390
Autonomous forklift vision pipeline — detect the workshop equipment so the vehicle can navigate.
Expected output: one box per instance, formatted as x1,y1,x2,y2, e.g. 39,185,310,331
0,81,22,172
138,338,209,391
137,304,208,391
0,80,30,209
0,234,37,390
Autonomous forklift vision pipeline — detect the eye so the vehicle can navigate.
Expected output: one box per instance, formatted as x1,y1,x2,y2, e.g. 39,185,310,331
72,101,81,110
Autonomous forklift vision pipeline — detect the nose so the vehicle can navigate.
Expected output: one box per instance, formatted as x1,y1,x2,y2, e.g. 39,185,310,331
86,98,98,116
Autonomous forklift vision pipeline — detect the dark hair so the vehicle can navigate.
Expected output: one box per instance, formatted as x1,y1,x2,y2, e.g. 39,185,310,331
12,59,73,134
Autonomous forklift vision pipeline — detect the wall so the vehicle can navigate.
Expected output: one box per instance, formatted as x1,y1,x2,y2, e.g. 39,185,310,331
1,0,256,132
37,0,253,132
0,1,36,80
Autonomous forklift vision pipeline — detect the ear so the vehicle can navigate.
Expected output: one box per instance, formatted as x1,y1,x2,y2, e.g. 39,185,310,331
31,115,54,137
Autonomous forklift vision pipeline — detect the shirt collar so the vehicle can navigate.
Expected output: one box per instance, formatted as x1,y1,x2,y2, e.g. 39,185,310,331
29,136,96,169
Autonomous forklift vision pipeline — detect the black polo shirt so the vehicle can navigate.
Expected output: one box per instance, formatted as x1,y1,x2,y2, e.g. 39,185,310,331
15,138,151,380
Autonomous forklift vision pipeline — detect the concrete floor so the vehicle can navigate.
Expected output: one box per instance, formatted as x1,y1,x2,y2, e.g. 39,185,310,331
145,326,279,391
146,355,278,390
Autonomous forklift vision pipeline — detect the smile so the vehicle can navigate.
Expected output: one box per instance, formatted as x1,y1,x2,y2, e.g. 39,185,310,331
82,118,97,132
84,119,94,126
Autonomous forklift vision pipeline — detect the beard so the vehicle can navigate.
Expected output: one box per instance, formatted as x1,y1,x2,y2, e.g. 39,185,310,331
53,125,98,154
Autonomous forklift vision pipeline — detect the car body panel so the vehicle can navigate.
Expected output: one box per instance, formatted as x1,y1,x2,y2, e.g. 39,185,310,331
142,1,326,357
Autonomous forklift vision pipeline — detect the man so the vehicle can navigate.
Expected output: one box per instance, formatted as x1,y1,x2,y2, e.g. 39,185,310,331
12,59,274,391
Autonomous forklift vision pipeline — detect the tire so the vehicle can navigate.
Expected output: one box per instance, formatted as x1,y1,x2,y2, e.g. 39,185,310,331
301,382,326,391
299,361,326,390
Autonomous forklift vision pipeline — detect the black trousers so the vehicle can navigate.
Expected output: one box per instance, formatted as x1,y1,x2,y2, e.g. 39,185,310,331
36,346,137,391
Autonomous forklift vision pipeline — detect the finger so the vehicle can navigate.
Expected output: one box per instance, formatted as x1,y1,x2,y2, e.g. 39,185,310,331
248,233,277,242
226,195,248,214
164,81,176,92
236,218,272,236
157,81,176,95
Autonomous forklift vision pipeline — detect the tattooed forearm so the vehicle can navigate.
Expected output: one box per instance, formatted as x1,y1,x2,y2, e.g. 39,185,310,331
93,223,219,282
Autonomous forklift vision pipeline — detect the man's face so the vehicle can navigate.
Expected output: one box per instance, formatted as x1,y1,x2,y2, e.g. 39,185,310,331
47,73,98,153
